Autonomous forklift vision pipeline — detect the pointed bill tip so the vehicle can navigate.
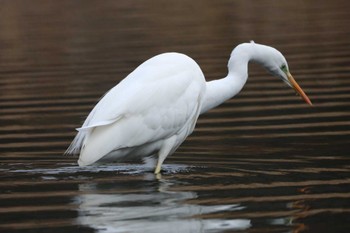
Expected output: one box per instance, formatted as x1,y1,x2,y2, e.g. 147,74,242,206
287,73,313,106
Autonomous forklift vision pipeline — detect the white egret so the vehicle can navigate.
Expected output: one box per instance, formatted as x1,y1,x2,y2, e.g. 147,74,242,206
66,41,312,174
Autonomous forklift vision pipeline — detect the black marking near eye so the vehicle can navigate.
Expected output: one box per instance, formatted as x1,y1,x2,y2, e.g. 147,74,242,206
280,64,287,72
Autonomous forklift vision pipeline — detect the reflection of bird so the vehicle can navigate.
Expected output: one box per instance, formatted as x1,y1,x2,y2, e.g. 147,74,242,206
66,41,312,174
75,178,251,233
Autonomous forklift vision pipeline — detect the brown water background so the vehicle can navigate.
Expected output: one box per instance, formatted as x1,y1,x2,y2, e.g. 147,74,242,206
1,0,350,232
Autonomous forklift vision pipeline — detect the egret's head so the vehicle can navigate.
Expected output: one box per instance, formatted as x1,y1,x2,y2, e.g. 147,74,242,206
254,43,312,106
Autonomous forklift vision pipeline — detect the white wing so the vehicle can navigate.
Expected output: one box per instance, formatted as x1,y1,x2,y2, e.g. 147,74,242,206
66,53,206,165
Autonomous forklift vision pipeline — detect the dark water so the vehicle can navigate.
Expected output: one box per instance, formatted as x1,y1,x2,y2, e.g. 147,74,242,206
1,0,350,232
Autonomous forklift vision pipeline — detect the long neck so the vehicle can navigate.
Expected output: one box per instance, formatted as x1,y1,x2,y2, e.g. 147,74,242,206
200,43,257,114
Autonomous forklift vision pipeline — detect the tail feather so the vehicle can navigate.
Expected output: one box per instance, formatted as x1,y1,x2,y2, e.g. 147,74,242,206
65,130,86,155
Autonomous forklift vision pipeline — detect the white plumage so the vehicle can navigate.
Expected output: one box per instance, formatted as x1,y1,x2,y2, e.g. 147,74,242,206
67,53,206,173
67,42,312,174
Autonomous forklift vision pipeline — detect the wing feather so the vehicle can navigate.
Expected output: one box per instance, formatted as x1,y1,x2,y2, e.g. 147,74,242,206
66,53,206,163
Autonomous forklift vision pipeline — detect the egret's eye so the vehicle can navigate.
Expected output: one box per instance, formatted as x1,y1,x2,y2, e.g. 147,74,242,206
280,64,287,72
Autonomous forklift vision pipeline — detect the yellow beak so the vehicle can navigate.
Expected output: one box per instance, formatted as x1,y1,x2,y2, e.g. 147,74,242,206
287,73,312,106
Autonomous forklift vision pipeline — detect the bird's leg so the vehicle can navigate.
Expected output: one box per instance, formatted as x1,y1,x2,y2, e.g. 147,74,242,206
154,136,177,174
142,155,157,172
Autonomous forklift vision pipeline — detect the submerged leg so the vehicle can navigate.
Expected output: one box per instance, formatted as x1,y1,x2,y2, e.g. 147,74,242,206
142,155,156,171
154,136,177,174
